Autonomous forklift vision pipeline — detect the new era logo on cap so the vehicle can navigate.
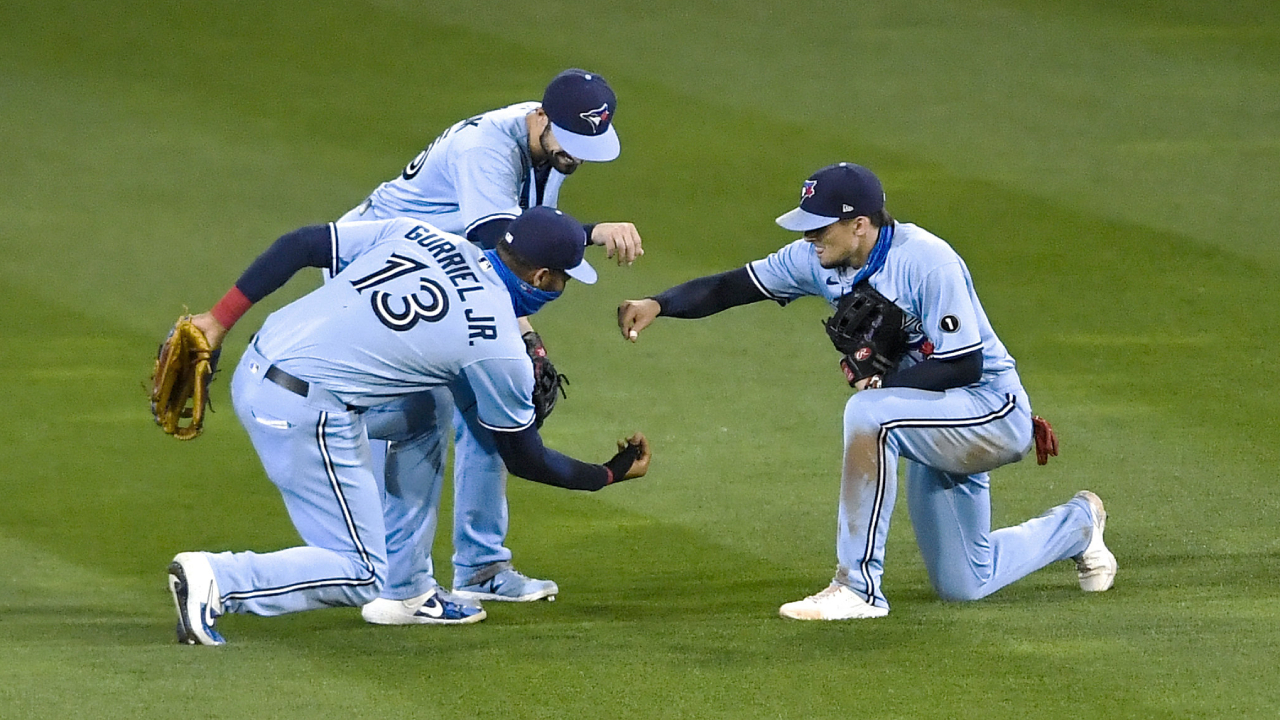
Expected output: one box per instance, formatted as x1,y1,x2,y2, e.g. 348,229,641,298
775,162,886,233
542,69,620,162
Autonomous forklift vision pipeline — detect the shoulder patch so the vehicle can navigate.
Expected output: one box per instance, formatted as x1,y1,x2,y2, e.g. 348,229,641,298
940,315,961,333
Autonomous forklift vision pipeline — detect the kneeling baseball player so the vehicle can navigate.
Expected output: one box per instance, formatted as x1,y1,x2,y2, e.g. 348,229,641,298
618,163,1115,620
161,207,649,644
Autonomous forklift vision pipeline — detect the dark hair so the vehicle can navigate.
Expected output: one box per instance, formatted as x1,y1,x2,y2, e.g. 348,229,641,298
495,238,538,275
868,209,895,228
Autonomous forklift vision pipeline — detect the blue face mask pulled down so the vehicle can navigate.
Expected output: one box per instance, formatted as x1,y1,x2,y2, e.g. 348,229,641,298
484,248,562,317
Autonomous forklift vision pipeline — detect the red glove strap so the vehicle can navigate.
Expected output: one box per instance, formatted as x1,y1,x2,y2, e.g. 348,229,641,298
210,286,252,330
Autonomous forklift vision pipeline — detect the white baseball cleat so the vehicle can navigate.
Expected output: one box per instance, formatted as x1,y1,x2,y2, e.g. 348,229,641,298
1073,491,1117,592
779,583,889,620
168,552,226,646
361,588,487,626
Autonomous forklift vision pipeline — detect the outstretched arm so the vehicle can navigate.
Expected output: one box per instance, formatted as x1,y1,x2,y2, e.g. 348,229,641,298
192,224,333,348
618,267,768,341
490,427,650,491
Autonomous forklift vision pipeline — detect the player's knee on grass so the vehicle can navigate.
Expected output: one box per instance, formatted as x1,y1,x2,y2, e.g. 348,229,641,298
931,575,986,603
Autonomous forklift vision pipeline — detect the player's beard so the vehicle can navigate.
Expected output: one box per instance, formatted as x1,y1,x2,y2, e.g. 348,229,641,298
538,124,581,175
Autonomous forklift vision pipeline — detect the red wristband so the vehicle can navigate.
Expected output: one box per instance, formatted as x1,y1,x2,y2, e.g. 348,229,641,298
210,286,253,330
604,466,615,486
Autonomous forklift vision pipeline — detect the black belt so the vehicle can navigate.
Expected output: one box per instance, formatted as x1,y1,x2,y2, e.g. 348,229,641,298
265,365,310,397
265,365,364,413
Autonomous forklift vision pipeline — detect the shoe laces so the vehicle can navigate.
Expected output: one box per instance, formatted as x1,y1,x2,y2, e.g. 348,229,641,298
809,584,845,602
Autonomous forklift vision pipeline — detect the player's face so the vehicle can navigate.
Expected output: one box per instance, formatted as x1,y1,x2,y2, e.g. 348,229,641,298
537,123,583,175
804,218,862,268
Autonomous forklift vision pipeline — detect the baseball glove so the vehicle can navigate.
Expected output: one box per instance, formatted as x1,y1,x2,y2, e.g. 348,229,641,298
824,281,910,387
149,315,219,440
523,331,568,428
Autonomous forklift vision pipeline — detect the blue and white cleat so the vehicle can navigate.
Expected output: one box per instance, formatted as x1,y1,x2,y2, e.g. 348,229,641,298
361,588,487,625
452,562,558,602
168,552,226,646
1073,491,1118,592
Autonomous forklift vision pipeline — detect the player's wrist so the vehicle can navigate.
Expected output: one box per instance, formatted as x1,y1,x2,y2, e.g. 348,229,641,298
522,330,547,357
602,443,642,484
210,286,252,330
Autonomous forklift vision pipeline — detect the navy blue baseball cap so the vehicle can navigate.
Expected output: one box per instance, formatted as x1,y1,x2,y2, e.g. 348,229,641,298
504,206,597,284
542,68,620,162
775,162,886,232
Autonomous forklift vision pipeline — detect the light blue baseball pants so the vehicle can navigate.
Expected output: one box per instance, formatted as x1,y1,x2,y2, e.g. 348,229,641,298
835,380,1094,610
207,344,387,616
362,389,512,600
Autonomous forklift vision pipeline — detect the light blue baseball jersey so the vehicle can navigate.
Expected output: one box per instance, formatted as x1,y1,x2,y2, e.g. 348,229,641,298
359,102,566,234
745,222,1017,384
253,218,536,432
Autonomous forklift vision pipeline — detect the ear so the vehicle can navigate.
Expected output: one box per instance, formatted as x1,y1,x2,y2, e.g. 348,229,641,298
529,267,553,290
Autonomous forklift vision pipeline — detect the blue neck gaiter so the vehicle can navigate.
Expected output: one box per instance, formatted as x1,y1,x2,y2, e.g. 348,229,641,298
850,223,895,285
484,249,562,317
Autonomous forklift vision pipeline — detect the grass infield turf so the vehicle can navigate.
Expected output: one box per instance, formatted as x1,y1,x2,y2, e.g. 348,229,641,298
1,1,1277,717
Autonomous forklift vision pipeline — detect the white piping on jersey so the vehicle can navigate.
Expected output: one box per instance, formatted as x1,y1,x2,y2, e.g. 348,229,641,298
745,263,786,302
478,415,537,433
464,210,520,235
930,342,983,360
327,222,340,279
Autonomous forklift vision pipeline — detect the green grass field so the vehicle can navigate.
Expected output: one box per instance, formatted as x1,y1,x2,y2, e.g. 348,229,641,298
2,0,1278,717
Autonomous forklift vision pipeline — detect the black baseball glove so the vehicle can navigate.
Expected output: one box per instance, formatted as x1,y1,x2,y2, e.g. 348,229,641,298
823,281,910,387
523,331,568,428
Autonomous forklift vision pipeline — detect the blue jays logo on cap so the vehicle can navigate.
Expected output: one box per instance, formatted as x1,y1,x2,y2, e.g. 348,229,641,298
580,103,612,132
801,180,817,200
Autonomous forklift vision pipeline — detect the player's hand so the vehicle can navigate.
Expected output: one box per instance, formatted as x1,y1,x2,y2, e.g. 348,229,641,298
618,432,651,479
853,375,883,391
590,222,644,265
617,299,661,342
190,311,229,350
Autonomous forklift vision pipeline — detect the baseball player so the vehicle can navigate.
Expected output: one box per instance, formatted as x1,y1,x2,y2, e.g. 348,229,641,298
618,163,1116,620
337,68,643,611
169,207,651,645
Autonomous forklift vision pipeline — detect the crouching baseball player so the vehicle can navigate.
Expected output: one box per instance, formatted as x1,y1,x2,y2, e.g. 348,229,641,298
167,207,650,645
618,163,1115,620
340,68,644,606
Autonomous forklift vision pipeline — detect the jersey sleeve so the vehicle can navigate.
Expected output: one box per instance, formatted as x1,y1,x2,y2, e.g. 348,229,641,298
917,261,983,359
461,356,537,432
331,220,413,276
451,145,524,234
745,239,824,305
